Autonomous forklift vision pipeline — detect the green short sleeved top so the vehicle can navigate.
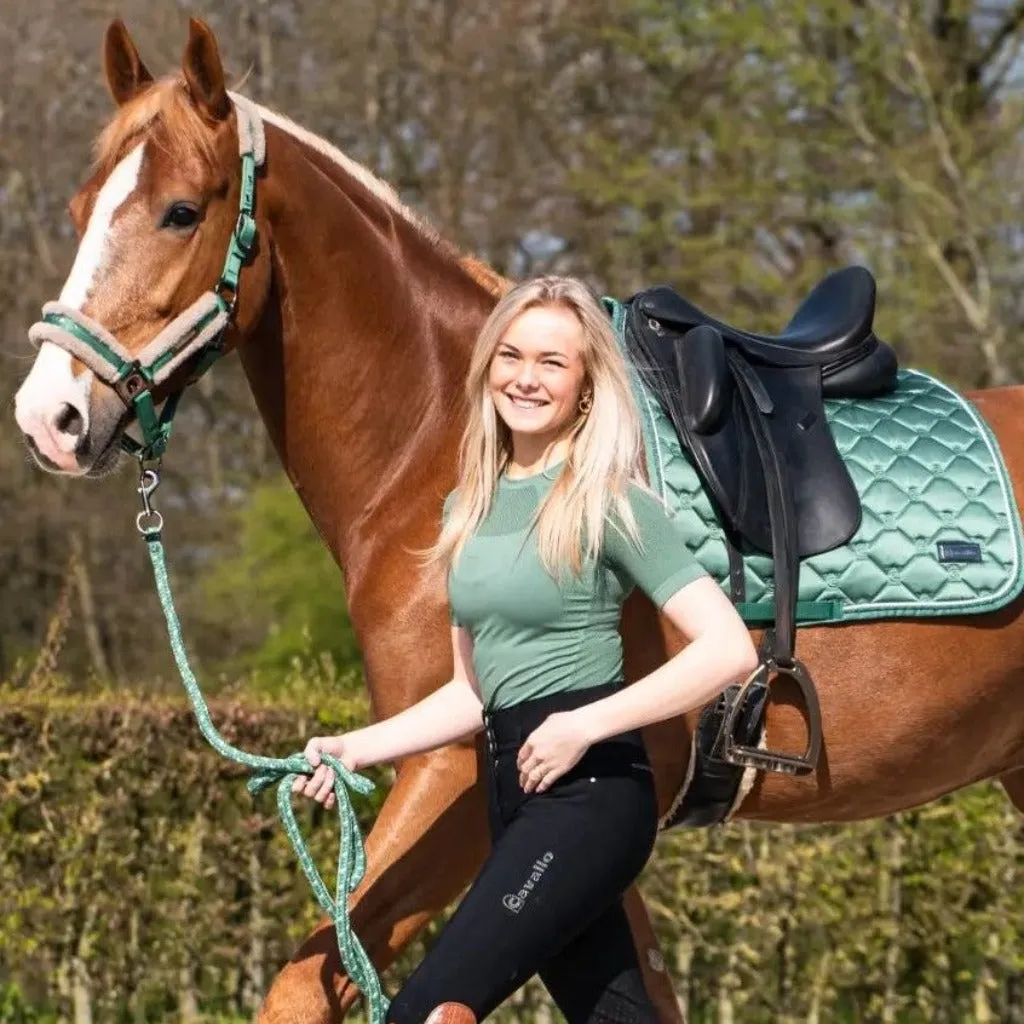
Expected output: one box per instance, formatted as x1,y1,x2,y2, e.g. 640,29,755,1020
444,462,707,710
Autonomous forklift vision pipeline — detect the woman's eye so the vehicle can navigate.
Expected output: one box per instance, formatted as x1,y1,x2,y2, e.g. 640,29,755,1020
162,203,199,230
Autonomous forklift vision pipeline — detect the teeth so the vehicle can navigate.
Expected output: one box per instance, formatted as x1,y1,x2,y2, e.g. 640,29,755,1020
509,396,545,408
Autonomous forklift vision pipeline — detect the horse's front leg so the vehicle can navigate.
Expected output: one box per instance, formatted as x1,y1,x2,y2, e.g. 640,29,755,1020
257,741,487,1024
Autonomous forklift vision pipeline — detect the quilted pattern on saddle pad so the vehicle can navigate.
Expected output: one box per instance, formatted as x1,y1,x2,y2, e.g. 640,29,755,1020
614,311,1024,623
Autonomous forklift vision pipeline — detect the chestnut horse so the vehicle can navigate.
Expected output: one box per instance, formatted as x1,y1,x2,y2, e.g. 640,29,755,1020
13,17,1024,1024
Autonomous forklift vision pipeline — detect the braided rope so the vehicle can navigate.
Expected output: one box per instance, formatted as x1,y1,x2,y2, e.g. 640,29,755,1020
143,531,389,1023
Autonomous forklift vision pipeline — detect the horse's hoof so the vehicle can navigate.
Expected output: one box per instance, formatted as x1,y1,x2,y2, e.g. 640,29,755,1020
424,1004,476,1024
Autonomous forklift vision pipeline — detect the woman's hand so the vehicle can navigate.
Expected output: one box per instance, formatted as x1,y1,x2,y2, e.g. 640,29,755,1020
292,734,358,810
517,712,593,793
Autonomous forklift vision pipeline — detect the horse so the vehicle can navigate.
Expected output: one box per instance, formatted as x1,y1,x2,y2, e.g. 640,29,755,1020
12,17,1024,1024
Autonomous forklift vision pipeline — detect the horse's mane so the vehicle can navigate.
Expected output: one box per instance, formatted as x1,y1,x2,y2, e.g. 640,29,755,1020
461,257,511,296
94,76,508,298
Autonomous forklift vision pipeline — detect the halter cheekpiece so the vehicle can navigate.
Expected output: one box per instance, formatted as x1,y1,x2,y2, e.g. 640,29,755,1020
27,95,266,462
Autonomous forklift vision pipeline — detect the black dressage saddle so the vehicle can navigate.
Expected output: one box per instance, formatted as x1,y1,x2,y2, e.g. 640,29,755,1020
624,266,899,775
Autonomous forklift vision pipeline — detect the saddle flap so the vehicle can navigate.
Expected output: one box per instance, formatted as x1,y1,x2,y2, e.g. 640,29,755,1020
627,309,862,558
699,363,862,556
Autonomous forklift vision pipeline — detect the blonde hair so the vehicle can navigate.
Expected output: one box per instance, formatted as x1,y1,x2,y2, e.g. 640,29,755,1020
427,275,653,579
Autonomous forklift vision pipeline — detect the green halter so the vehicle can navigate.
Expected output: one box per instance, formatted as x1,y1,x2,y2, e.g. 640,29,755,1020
28,98,262,462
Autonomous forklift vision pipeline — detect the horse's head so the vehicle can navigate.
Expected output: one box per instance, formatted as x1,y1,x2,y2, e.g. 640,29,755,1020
14,17,272,475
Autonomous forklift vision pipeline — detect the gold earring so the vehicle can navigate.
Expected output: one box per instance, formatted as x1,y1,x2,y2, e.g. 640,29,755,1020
579,392,593,415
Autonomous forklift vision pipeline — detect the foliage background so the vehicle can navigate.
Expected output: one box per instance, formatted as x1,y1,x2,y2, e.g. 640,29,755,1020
2,0,1024,1020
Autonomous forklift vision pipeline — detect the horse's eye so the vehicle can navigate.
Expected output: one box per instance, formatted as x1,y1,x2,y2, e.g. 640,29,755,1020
162,203,199,230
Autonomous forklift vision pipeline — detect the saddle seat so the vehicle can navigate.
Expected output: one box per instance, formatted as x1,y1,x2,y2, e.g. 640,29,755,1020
640,264,871,359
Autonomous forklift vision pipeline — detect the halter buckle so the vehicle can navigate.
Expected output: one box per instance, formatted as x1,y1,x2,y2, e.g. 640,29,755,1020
214,278,238,312
113,363,152,407
234,210,257,253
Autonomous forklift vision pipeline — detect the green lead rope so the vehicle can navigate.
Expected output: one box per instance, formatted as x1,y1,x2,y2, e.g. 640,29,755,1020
142,529,390,1023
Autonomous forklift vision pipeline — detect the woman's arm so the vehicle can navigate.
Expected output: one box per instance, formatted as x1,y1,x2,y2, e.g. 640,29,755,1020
295,625,483,805
517,576,757,793
573,576,758,743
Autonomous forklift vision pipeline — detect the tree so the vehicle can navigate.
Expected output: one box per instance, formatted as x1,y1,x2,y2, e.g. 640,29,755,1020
199,479,362,680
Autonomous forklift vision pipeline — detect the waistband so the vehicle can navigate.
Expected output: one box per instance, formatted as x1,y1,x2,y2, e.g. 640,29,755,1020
483,683,642,751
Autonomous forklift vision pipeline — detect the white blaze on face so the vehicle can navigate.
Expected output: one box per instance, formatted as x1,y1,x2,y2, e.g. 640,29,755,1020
15,144,146,468
59,143,146,309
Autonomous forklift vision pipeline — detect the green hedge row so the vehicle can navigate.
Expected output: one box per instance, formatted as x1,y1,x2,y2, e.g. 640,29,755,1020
1,688,1022,1022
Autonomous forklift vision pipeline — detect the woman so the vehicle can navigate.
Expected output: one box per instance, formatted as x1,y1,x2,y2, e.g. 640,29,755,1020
295,276,758,1023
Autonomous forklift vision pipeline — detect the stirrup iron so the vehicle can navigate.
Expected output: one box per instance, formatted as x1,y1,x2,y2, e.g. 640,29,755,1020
713,658,822,776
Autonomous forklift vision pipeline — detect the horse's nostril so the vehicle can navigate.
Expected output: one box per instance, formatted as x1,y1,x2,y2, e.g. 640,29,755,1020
54,403,85,438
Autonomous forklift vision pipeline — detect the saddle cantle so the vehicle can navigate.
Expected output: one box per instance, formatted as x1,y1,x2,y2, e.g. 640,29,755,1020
637,264,887,376
624,266,899,776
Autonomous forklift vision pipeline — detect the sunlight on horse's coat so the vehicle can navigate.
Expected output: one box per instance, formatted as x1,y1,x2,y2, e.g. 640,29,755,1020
250,100,439,244
246,98,507,297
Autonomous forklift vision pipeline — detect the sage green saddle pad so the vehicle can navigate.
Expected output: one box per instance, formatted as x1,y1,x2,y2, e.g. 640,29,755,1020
615,311,1024,624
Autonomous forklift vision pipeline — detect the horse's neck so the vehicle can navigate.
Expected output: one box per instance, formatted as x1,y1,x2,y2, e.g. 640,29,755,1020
236,125,495,704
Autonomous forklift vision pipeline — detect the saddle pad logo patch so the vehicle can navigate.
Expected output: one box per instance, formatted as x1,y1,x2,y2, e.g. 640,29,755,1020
936,541,984,564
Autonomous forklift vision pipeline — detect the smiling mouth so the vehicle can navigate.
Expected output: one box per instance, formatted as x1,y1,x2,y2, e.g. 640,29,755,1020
505,394,548,410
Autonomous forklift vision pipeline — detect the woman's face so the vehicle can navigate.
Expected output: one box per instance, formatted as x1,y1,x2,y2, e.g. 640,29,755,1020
488,304,589,447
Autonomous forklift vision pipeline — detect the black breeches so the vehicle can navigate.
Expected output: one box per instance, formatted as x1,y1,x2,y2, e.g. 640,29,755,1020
387,685,661,1024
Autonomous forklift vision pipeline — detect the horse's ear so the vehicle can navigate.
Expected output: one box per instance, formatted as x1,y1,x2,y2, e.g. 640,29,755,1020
103,19,154,107
182,17,231,123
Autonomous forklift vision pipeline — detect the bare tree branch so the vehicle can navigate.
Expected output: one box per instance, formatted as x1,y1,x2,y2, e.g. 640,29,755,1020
968,0,1024,84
